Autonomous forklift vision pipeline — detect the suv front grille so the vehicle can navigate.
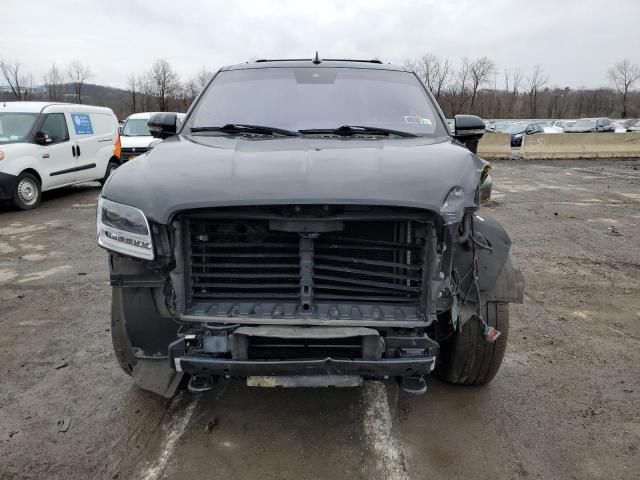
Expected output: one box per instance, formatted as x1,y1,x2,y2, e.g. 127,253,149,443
182,207,434,314
189,221,300,300
313,227,423,303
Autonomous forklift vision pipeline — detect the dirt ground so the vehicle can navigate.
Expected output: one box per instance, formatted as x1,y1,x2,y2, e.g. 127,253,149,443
1,159,639,480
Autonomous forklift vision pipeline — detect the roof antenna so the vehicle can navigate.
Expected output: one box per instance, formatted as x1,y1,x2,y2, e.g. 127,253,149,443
313,51,322,65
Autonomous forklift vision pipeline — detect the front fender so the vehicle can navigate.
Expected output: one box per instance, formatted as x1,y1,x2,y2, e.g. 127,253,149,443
453,214,524,304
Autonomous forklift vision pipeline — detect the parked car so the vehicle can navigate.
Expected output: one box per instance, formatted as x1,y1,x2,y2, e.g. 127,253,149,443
621,119,638,130
505,122,527,146
628,120,640,132
120,112,185,161
0,101,121,209
552,120,576,130
98,58,524,398
535,122,563,133
492,121,514,133
611,121,628,133
564,118,615,133
505,122,558,146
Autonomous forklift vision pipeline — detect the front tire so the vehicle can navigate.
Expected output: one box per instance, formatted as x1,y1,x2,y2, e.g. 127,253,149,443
437,302,509,386
13,172,41,210
111,289,136,376
100,159,119,186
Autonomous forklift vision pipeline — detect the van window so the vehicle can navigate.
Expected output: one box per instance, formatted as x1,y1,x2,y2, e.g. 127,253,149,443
41,113,69,144
0,113,38,144
92,113,116,136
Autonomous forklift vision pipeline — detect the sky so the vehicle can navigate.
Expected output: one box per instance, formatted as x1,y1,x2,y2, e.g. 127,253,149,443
2,0,639,90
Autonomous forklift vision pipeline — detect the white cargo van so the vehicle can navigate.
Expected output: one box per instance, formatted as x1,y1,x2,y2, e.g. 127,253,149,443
120,111,185,161
0,102,121,209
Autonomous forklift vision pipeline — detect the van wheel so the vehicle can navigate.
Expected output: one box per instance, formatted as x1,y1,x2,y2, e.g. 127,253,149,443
13,172,41,210
101,160,120,186
436,302,509,386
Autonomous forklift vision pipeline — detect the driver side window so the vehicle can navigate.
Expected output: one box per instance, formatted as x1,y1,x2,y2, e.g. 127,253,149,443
40,113,69,144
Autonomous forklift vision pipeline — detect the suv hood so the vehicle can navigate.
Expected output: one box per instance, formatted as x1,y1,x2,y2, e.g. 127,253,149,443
102,134,487,224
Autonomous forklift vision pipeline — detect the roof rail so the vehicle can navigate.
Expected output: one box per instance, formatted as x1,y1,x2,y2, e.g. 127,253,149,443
255,58,310,63
324,58,383,64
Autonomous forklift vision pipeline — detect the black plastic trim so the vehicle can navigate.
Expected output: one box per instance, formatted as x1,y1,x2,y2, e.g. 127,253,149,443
50,162,96,177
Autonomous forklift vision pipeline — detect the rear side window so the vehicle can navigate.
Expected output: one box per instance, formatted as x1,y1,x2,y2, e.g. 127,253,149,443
91,113,117,136
41,113,69,144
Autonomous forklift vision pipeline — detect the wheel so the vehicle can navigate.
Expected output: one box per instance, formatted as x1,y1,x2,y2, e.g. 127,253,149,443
100,159,119,186
436,302,509,386
13,172,41,210
111,288,136,376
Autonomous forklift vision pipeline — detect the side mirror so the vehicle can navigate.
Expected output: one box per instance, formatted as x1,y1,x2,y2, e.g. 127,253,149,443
453,115,485,154
148,112,178,139
34,131,52,145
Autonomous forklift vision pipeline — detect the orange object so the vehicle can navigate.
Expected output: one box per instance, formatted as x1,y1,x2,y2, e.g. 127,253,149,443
113,132,121,160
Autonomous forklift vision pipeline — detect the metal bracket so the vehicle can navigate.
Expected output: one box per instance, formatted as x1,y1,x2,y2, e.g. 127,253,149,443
299,234,315,315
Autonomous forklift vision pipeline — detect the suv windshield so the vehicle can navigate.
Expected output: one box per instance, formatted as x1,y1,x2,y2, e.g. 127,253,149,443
122,118,152,136
0,113,38,144
187,67,447,137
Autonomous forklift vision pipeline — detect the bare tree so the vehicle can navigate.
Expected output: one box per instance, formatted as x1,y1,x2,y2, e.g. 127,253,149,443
0,59,34,100
469,57,495,112
511,69,523,96
149,59,179,111
608,58,640,118
137,73,153,111
195,66,214,90
67,61,92,103
503,68,523,96
446,58,471,115
428,58,451,100
43,63,65,101
527,65,547,117
127,74,138,113
180,78,200,110
502,69,524,117
406,54,451,99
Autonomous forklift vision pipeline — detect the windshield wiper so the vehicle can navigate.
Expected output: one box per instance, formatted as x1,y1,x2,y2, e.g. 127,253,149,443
190,124,299,137
298,125,418,138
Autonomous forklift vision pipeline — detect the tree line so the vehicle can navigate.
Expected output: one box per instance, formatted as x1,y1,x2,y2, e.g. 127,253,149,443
0,57,213,119
404,54,640,119
1,55,639,120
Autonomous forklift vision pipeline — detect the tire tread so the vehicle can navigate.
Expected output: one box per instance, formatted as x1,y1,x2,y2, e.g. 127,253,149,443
437,301,509,386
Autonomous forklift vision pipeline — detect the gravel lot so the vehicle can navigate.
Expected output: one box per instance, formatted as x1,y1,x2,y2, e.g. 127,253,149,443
1,159,639,480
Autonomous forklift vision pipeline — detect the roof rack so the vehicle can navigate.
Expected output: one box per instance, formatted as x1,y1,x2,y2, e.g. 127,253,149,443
254,58,383,64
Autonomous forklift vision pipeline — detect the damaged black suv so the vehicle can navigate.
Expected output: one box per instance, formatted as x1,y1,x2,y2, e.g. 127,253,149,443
98,58,524,397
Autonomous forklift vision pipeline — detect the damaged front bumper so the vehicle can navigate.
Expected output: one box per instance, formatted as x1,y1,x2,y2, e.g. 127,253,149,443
167,326,439,380
172,356,436,377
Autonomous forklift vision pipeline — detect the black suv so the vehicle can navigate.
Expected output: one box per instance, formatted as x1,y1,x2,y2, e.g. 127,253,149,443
98,58,524,397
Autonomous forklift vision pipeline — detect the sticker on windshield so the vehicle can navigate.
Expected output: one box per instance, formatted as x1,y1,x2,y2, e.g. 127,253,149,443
404,116,432,125
71,113,93,135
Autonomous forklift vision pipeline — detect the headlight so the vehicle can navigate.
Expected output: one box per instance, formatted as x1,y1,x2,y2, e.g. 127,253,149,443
97,197,154,260
441,186,465,225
